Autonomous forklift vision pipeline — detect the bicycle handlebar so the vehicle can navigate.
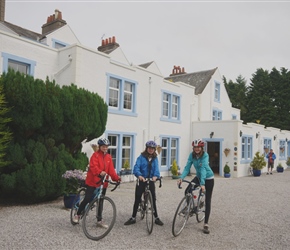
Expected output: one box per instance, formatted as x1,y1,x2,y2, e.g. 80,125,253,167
109,180,120,192
142,176,163,188
178,179,198,189
96,174,121,192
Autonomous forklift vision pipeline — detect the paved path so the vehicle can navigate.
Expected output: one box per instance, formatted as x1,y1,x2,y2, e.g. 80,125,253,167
1,169,290,250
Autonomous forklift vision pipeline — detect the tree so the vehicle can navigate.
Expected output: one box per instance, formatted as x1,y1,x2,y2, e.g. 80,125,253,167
224,75,248,120
0,70,108,203
0,84,12,168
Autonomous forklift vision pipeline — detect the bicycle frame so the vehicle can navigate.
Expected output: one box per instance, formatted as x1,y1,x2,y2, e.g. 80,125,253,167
172,179,205,237
138,177,162,234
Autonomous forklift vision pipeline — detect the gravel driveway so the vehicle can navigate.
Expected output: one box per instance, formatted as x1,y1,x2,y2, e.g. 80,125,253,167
1,169,290,250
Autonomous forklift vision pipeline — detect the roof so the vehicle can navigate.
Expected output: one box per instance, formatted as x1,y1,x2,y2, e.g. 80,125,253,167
164,67,217,94
1,21,44,41
139,61,154,69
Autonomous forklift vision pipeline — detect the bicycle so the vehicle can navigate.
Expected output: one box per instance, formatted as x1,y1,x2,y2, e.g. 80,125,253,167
249,166,253,176
70,175,120,241
136,177,162,235
172,179,205,237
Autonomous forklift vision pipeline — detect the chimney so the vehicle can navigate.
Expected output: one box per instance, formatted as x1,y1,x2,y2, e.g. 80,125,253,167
0,0,5,22
41,9,67,35
170,65,186,76
97,36,120,53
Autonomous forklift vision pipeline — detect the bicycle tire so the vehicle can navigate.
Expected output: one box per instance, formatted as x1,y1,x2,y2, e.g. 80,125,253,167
196,192,205,223
145,190,154,235
82,196,116,241
70,187,86,225
172,195,192,237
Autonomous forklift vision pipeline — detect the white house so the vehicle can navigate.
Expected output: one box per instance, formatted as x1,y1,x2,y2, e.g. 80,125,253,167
1,5,289,178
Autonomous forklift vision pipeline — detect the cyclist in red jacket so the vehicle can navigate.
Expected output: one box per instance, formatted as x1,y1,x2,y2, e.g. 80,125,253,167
73,138,121,227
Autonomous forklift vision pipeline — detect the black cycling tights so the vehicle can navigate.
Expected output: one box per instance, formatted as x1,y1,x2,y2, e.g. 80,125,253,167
192,176,214,224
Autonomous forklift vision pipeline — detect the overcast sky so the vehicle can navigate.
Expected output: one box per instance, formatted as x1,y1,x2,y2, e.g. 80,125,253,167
4,0,290,83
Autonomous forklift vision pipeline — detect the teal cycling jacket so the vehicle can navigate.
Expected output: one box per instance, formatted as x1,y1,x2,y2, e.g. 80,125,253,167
180,151,214,186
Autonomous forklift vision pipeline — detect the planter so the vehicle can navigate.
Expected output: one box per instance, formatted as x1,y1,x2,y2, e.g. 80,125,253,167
277,167,284,173
253,169,261,177
120,169,132,176
224,173,231,178
172,175,180,179
63,194,78,209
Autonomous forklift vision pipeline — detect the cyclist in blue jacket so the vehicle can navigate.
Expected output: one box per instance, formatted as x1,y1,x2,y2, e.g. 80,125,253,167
177,139,214,234
124,140,164,226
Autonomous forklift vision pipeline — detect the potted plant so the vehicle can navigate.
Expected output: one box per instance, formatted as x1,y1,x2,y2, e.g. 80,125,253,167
120,160,131,175
250,152,266,177
170,159,180,179
62,169,86,208
276,163,284,173
286,157,290,168
223,163,231,178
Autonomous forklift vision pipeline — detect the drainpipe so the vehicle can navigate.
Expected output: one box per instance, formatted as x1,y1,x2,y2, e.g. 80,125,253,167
148,77,152,140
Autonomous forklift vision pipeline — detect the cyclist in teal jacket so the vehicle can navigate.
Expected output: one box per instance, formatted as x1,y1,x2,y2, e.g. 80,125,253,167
178,139,214,234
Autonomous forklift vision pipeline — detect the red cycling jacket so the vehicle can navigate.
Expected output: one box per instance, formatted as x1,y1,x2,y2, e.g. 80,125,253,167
85,150,120,188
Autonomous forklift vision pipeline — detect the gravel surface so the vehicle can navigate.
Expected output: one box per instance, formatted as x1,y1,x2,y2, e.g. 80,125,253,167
1,169,290,250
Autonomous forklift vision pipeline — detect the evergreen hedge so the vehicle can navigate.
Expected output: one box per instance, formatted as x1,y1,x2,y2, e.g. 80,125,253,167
0,70,108,203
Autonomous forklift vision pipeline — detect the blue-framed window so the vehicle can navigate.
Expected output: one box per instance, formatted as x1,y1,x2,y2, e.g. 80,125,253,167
160,136,179,169
214,81,221,102
232,114,237,120
263,138,271,157
107,133,136,173
52,38,68,49
107,74,137,116
241,135,253,162
279,140,286,159
212,109,222,120
2,52,36,76
161,91,181,122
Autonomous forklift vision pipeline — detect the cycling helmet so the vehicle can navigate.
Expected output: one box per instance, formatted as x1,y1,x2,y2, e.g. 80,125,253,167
145,140,157,148
192,139,205,147
98,138,110,146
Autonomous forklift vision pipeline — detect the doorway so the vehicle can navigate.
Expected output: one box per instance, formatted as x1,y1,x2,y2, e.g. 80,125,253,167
207,141,220,174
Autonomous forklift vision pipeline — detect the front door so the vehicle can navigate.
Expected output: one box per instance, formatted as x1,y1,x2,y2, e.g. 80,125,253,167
207,141,220,174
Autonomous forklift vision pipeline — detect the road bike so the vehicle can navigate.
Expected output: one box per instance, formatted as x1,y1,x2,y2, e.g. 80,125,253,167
172,179,205,237
137,177,162,235
70,175,120,241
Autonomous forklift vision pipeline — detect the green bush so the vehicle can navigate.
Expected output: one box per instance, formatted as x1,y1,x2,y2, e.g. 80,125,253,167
171,159,179,176
250,152,266,170
0,70,107,204
223,163,230,173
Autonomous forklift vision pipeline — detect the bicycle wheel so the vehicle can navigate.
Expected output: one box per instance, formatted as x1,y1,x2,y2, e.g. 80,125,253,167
70,187,86,225
196,192,205,223
82,196,116,241
172,195,193,237
145,191,154,235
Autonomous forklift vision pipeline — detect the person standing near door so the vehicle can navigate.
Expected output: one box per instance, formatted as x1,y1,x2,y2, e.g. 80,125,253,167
266,149,276,175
